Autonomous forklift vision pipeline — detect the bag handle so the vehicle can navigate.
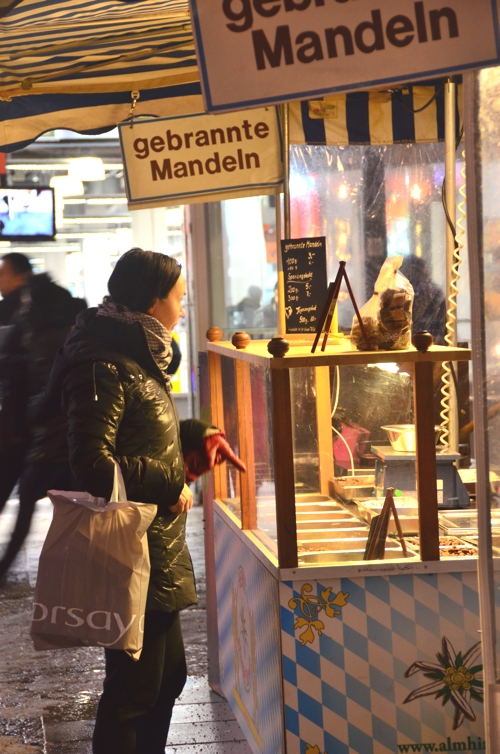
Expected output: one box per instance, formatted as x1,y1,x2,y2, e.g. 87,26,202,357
109,459,128,503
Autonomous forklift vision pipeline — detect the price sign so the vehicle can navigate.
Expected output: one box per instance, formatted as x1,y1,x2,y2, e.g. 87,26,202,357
280,236,328,334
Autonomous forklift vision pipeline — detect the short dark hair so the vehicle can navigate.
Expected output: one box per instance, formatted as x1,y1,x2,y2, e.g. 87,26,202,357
1,252,32,276
108,248,181,313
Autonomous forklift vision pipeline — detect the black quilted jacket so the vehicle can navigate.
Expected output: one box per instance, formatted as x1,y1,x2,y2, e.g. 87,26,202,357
51,309,207,613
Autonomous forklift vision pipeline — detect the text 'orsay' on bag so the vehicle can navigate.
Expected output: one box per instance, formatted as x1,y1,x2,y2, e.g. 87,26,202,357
30,461,157,660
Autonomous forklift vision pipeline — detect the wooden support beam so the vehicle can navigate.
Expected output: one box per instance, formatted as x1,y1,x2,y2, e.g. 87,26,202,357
208,351,227,500
315,366,334,496
271,368,298,568
414,361,440,561
235,360,257,530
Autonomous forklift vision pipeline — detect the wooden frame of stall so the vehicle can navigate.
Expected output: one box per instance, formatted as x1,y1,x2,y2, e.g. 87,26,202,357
207,337,472,567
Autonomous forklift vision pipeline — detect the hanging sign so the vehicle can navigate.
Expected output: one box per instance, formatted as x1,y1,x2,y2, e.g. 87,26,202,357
189,0,500,113
118,108,282,208
281,236,328,334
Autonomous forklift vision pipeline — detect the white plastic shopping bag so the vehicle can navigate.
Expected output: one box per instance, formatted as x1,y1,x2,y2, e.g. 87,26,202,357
30,461,157,660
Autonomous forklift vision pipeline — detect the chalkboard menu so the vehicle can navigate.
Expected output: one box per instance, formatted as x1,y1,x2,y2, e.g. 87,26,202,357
280,236,328,334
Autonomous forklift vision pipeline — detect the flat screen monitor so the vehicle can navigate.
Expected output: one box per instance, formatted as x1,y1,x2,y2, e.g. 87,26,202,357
0,186,56,241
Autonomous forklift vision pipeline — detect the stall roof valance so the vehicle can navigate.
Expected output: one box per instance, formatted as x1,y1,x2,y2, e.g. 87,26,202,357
0,1,462,152
0,0,205,150
290,83,462,147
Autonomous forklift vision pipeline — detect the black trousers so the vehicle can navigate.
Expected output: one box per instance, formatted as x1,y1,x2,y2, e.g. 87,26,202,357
92,610,187,754
0,442,27,516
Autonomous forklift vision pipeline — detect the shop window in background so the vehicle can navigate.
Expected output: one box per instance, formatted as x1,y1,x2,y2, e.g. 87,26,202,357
222,195,277,335
165,206,189,395
65,251,84,300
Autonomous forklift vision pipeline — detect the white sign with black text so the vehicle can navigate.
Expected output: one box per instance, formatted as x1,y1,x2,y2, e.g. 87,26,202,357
118,108,283,208
190,0,500,112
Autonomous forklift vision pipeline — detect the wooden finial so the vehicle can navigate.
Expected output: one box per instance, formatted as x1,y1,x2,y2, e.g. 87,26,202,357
412,330,434,353
231,331,250,350
267,335,290,358
206,327,223,343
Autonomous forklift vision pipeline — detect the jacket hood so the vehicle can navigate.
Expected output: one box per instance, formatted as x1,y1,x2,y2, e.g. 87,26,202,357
26,273,86,331
52,308,164,389
44,308,166,419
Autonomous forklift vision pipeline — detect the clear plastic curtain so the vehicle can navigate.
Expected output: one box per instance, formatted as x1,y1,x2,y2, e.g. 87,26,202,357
289,142,470,340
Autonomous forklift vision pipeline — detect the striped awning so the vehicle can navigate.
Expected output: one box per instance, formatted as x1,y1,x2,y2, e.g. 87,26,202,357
0,0,204,150
0,3,462,152
290,83,462,146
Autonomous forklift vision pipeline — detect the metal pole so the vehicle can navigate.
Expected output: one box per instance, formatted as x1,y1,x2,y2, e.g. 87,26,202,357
444,78,459,452
275,192,286,335
463,70,498,751
276,103,291,336
282,103,291,239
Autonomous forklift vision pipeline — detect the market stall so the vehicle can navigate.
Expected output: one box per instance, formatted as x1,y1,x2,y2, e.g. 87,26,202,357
203,333,490,754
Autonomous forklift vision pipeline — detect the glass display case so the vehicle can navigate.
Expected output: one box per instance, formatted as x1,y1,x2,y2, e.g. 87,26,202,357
203,335,491,754
207,335,471,568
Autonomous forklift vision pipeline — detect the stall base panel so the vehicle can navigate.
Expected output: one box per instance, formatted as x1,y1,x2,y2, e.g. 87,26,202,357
214,510,284,754
280,572,485,754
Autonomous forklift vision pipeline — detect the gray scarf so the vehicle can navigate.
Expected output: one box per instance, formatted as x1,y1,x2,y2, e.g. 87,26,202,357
96,296,173,387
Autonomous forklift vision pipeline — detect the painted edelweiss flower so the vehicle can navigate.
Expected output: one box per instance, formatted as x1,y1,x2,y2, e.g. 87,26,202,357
403,637,483,730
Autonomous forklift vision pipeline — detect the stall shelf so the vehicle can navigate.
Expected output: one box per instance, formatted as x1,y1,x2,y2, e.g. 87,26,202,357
204,337,492,754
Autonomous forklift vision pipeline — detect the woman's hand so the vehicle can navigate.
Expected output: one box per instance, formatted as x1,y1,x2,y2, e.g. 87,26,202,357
168,483,193,515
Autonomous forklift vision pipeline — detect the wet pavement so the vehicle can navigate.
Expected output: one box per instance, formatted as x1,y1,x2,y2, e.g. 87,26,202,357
0,496,251,753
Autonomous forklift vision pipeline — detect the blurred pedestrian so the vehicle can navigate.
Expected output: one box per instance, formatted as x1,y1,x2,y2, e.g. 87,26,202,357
0,273,86,578
0,252,32,326
48,248,244,754
227,285,262,327
254,281,278,329
400,255,446,344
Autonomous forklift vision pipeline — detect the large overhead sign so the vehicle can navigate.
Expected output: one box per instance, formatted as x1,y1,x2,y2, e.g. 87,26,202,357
118,109,282,208
190,0,500,112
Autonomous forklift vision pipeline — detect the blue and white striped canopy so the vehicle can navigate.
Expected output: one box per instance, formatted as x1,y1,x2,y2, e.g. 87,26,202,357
0,0,204,151
0,1,461,152
289,83,462,146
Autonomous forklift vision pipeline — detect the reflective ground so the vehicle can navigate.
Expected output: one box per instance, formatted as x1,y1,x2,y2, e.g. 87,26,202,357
0,498,250,753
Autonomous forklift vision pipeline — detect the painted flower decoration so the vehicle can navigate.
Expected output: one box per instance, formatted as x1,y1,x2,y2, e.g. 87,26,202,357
403,637,483,730
305,745,326,754
289,584,349,646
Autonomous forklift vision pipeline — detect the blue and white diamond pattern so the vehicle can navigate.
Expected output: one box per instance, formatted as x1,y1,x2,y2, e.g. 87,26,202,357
280,571,484,754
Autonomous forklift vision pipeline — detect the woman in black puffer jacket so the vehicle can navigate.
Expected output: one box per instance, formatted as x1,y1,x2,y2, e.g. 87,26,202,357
53,249,243,754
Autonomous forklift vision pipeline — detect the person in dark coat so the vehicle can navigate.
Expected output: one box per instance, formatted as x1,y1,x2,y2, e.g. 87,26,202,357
0,272,86,577
0,252,32,505
227,284,262,327
49,248,244,754
400,255,446,344
0,251,32,326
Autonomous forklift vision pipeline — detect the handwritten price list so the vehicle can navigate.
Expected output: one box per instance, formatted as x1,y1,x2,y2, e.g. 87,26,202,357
280,236,328,334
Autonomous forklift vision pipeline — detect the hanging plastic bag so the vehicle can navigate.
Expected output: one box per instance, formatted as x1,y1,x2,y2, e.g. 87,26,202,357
351,255,414,351
30,461,157,661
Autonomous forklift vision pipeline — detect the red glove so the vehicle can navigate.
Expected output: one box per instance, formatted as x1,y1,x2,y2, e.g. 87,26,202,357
184,432,246,483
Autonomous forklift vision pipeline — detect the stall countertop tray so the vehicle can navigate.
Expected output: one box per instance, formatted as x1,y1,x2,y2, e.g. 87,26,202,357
439,509,500,535
404,536,477,558
461,533,500,555
329,474,375,501
298,541,416,565
354,500,419,535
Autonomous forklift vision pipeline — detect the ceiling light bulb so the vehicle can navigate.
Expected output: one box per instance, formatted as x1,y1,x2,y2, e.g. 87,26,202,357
49,175,84,197
68,157,105,182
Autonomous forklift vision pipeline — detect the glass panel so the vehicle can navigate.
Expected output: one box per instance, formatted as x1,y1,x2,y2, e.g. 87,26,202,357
220,355,241,520
476,65,500,676
290,367,320,494
250,364,277,551
221,195,278,339
289,143,470,347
